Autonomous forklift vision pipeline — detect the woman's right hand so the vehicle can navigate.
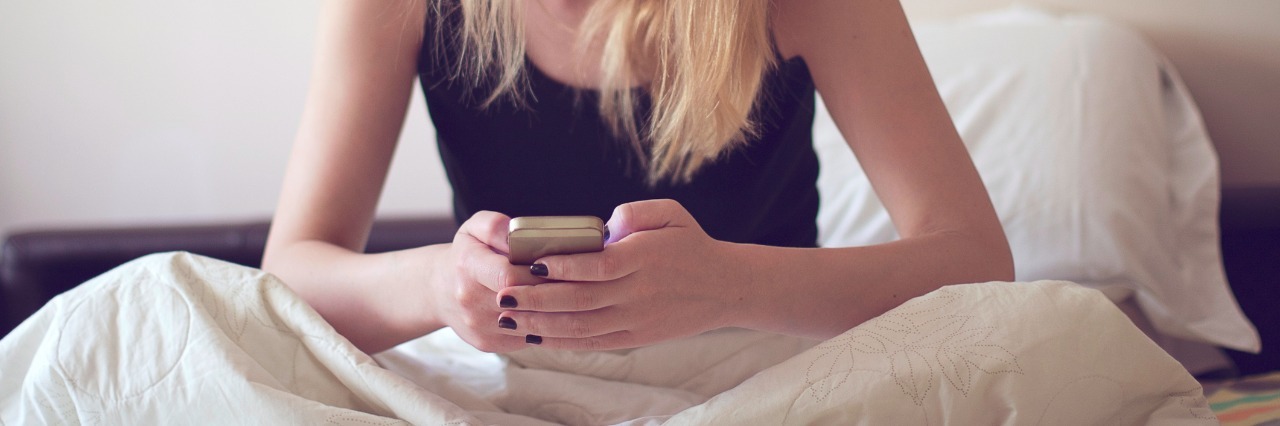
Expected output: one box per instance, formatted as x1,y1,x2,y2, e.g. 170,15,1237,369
428,211,544,353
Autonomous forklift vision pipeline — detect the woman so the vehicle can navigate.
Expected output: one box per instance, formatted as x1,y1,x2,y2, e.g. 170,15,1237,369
261,0,1014,355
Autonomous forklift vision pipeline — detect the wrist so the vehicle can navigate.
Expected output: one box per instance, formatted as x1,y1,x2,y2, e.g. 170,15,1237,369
715,241,765,331
392,244,450,334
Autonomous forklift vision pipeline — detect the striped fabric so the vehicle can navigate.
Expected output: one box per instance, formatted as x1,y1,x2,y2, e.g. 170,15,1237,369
1206,372,1280,425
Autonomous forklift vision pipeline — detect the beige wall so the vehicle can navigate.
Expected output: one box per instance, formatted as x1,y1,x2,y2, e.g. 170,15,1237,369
0,1,451,236
1,1,1276,236
903,0,1280,188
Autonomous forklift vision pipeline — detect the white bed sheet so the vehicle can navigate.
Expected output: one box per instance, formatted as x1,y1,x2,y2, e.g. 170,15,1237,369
1,253,1216,424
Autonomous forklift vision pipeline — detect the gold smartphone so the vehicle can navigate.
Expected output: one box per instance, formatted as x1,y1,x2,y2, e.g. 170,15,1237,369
507,216,605,265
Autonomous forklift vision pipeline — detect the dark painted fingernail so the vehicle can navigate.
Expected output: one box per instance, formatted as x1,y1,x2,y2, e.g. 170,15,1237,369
498,317,517,330
603,226,611,243
500,295,518,308
525,334,543,345
530,263,548,277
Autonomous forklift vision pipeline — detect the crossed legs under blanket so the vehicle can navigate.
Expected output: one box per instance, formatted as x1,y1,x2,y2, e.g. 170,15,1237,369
0,252,1216,424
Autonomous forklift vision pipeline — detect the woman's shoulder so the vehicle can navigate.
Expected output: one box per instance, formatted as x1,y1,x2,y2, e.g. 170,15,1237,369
771,0,901,61
318,0,428,60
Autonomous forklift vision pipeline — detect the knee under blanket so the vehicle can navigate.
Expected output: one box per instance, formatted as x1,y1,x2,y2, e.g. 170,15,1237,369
0,252,1216,424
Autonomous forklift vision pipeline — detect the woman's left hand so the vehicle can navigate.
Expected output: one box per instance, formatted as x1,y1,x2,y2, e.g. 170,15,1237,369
493,199,748,350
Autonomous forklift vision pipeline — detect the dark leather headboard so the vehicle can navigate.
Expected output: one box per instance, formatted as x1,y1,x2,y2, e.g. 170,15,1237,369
0,216,458,338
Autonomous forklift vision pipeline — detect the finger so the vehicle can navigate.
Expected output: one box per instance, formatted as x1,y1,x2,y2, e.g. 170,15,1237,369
494,308,627,339
534,246,637,282
456,212,548,290
460,244,548,291
460,331,532,354
523,331,640,351
455,290,530,353
604,199,696,244
457,210,512,254
497,281,622,312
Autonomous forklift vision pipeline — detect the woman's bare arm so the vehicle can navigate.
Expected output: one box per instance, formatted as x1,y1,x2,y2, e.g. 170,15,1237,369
733,0,1014,336
262,0,441,352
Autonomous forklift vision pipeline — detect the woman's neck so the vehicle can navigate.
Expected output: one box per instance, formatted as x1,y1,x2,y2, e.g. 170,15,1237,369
524,0,630,90
532,0,594,31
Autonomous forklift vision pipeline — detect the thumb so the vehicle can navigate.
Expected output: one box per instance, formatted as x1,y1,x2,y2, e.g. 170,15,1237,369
604,199,696,244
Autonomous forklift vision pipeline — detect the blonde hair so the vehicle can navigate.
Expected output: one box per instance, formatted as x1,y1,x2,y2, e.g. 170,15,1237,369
446,0,775,185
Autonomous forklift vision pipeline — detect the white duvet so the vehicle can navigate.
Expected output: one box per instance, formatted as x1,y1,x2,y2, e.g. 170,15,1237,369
0,253,1217,425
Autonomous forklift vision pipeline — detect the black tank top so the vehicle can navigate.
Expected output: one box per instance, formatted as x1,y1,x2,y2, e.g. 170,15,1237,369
417,6,820,248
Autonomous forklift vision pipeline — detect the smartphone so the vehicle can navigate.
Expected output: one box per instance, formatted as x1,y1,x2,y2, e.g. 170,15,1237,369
507,216,605,265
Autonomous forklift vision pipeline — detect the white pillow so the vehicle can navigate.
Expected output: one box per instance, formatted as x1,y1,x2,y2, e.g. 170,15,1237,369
814,7,1260,353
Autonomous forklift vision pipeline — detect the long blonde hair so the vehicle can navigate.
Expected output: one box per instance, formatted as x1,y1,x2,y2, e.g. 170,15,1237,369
444,0,775,185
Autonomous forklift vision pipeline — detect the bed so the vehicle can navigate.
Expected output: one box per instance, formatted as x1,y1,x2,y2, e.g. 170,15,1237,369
2,7,1277,425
